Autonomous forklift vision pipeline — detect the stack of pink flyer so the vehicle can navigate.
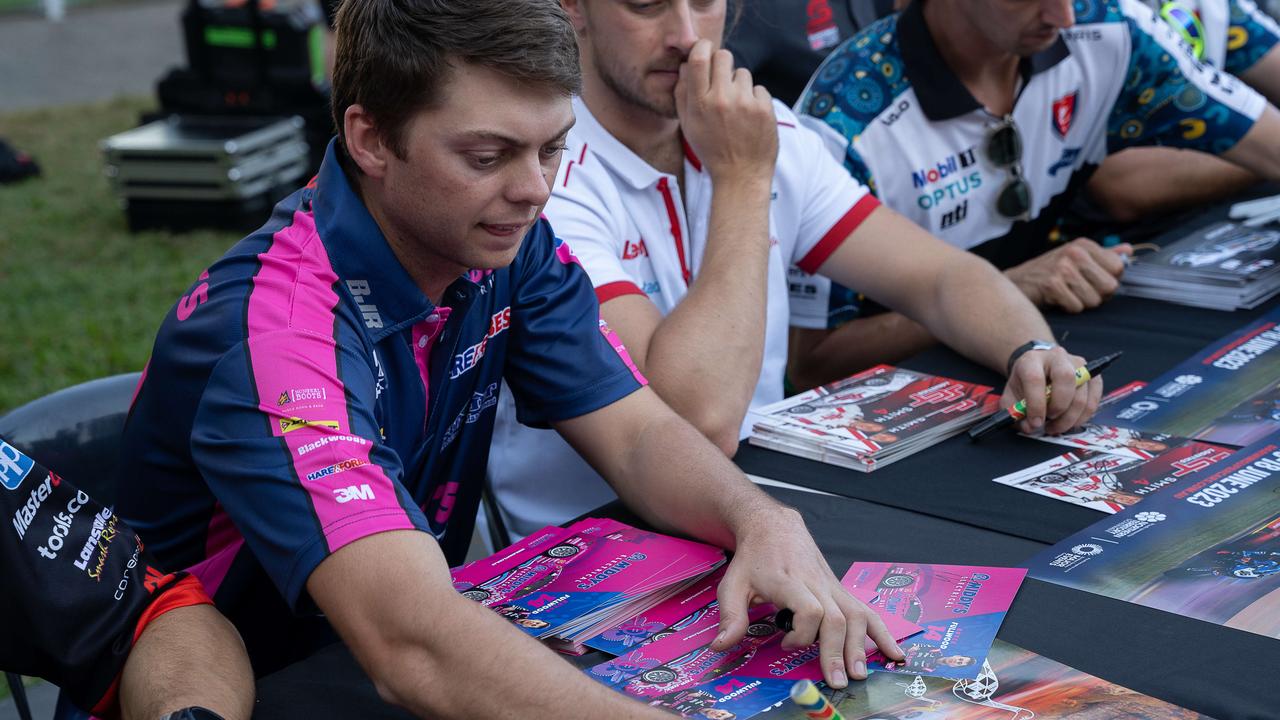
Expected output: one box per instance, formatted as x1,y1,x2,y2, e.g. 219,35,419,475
452,518,725,653
748,365,998,471
588,594,922,718
841,562,1026,680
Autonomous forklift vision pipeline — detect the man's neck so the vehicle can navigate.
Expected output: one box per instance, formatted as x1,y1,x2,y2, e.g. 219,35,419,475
923,0,1021,115
580,70,685,176
361,188,460,306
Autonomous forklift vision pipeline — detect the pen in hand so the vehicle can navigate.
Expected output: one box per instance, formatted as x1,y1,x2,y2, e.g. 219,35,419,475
968,351,1122,442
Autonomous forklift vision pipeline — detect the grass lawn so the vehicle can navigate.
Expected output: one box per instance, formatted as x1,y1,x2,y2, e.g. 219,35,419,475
0,96,240,413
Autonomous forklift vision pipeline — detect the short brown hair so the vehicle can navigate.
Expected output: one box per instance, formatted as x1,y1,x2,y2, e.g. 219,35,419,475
330,0,581,164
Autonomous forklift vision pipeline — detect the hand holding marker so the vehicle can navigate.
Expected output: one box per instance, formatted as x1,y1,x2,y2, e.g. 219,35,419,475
968,352,1122,441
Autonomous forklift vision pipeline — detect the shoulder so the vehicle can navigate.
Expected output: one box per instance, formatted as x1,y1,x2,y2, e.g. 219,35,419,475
798,14,912,141
1074,0,1130,25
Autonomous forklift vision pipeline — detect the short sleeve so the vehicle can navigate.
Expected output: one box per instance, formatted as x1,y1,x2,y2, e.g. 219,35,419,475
787,109,882,274
545,144,646,304
1109,0,1267,155
191,329,429,608
1223,0,1280,77
503,220,647,427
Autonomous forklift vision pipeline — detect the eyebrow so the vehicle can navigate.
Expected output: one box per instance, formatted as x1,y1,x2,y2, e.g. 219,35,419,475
459,118,576,149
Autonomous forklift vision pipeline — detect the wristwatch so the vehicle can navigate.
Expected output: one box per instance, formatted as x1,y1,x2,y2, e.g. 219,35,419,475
1006,340,1057,376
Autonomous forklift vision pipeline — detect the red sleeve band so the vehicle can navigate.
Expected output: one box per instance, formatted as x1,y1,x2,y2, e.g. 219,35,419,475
595,280,647,305
796,194,882,275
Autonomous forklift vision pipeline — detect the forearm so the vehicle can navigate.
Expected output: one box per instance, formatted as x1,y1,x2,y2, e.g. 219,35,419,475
1087,148,1259,224
370,597,671,720
120,605,255,720
787,314,935,391
1223,104,1280,180
643,177,773,447
315,532,672,720
608,398,790,551
922,256,1053,374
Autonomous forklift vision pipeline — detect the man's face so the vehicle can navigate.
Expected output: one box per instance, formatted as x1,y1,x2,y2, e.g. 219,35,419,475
575,0,727,118
970,0,1075,56
372,63,575,275
939,655,975,667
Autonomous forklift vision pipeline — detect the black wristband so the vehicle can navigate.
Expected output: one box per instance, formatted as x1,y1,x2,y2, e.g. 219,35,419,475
1006,340,1056,376
159,708,226,720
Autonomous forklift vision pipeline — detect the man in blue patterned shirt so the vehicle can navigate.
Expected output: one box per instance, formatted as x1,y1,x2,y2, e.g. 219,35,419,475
786,0,1280,390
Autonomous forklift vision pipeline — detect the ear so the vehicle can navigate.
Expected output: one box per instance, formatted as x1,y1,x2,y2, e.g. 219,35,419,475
343,104,392,179
560,0,588,34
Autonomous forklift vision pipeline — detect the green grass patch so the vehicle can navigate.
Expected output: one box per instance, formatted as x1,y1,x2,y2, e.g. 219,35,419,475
0,674,44,704
0,96,240,413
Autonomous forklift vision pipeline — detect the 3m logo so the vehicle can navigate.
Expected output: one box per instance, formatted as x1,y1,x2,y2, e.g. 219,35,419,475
279,418,341,434
333,484,375,504
0,441,34,491
142,566,173,594
1052,91,1078,138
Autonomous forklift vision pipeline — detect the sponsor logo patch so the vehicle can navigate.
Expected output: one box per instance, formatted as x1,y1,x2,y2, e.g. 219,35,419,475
346,279,384,329
1052,91,1078,138
0,441,34,491
279,417,341,434
1048,147,1082,177
451,307,512,379
334,484,376,504
305,458,368,482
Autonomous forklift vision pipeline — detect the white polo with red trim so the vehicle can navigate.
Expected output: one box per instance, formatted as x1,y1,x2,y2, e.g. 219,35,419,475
485,96,877,539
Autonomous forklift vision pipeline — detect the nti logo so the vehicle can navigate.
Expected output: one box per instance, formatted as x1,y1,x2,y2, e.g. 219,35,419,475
939,200,968,229
0,441,34,491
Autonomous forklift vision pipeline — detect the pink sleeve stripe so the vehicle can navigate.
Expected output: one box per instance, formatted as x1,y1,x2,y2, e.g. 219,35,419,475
246,209,412,554
797,194,881,275
596,280,646,304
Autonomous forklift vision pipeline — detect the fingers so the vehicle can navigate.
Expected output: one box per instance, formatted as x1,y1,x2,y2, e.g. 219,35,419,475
815,597,851,687
711,564,751,651
1074,256,1120,300
710,45,735,96
1044,350,1081,423
685,39,714,99
1010,351,1048,431
780,591,824,650
1045,356,1091,434
1077,237,1127,276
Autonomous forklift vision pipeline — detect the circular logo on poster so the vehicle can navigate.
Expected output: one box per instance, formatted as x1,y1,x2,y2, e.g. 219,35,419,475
1072,543,1104,556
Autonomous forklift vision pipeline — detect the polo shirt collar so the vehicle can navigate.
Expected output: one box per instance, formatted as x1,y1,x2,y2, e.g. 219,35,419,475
569,97,701,189
899,0,1071,122
311,140,438,341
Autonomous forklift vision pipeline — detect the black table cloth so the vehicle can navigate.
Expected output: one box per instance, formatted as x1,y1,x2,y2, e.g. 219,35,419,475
738,199,1280,545
254,485,1280,719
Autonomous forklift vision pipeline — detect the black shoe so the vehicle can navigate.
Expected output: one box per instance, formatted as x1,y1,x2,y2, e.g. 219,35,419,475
0,137,40,184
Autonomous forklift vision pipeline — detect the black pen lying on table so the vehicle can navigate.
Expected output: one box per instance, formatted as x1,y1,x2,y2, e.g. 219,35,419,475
967,351,1123,442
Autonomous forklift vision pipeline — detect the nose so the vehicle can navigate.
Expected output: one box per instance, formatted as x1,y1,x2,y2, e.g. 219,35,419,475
507,154,552,208
665,0,700,56
1043,0,1075,29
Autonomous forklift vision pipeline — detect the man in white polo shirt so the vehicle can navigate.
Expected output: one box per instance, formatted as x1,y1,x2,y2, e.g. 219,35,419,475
487,0,1099,540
